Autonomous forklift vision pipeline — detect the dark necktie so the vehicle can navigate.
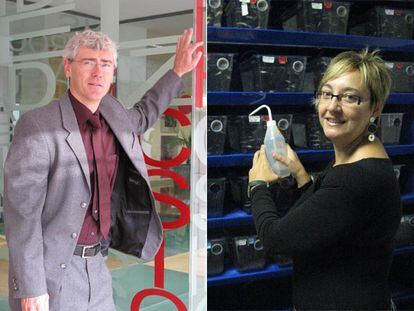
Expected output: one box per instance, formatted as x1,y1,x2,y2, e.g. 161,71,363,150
88,113,111,239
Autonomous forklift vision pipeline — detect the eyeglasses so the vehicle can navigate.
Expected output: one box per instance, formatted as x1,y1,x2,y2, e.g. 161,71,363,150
314,91,368,106
69,59,114,73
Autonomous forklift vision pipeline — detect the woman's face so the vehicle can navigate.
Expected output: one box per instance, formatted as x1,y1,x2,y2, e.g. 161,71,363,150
317,70,378,149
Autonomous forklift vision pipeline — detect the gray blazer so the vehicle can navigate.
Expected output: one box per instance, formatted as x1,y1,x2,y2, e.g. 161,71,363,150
3,70,184,301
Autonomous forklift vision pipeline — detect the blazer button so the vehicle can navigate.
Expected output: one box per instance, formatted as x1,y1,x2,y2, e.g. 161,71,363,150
13,286,18,291
60,263,66,269
71,232,77,239
80,202,88,209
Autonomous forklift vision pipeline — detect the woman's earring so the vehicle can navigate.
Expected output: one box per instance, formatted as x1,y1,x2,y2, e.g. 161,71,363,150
368,116,377,142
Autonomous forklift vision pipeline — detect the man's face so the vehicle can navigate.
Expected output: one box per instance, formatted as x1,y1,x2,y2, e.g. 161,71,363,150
64,47,115,108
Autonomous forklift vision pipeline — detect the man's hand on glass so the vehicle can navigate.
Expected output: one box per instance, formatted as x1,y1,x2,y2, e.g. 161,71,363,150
173,28,203,77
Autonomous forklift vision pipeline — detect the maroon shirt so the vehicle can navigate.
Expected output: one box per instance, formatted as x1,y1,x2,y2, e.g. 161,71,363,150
69,91,119,245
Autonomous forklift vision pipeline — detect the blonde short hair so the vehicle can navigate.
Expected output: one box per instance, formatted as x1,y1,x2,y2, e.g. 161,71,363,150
316,49,392,109
63,29,118,67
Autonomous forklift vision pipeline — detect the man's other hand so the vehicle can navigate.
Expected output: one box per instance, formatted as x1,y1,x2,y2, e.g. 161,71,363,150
21,293,49,311
173,28,203,77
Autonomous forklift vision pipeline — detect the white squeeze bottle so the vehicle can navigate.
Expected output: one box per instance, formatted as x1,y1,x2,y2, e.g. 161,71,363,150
249,105,290,178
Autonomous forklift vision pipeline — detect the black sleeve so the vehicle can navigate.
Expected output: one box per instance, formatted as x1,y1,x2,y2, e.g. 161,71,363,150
292,179,313,202
267,178,313,210
251,169,367,255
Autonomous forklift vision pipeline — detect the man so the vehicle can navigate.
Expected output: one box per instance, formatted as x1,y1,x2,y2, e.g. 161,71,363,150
4,28,202,310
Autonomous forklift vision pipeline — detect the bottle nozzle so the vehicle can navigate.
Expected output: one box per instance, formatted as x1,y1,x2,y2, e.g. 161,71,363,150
249,104,273,122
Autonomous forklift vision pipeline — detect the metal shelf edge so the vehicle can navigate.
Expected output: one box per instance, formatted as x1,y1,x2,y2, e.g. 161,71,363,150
207,92,414,106
208,145,414,167
207,27,414,52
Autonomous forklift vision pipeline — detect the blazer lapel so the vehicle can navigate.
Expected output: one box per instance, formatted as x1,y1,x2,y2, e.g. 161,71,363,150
59,93,91,191
99,95,135,155
99,95,147,177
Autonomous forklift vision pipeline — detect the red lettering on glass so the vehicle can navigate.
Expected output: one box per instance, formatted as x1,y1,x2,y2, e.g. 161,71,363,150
195,0,204,108
141,108,191,168
132,3,204,305
154,239,165,288
130,288,187,311
153,192,190,229
148,168,190,229
148,169,189,189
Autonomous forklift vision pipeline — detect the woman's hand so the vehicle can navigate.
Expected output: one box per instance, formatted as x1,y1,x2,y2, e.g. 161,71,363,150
249,145,280,184
272,144,310,187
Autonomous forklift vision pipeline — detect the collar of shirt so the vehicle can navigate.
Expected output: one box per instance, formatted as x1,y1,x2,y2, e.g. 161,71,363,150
68,90,100,126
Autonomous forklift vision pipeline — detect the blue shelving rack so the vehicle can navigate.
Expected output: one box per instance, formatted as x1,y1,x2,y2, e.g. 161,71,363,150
208,91,414,106
208,144,414,167
207,22,414,305
208,26,414,51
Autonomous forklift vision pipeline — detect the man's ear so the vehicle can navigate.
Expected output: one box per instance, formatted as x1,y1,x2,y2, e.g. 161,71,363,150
63,58,71,79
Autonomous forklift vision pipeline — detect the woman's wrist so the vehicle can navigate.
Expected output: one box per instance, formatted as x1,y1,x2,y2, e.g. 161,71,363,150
294,170,311,188
248,180,268,198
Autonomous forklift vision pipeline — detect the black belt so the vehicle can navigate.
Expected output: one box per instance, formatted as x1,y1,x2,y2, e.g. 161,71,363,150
74,243,101,258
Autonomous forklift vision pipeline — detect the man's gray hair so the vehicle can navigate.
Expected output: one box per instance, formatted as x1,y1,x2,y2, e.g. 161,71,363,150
63,29,118,67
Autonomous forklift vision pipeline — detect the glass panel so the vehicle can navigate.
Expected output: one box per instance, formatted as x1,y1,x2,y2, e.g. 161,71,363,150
0,1,201,310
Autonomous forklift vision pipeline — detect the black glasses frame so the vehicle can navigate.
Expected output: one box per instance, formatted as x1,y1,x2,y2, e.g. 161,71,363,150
314,91,363,105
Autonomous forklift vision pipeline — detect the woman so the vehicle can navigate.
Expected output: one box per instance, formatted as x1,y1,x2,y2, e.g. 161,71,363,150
249,49,402,310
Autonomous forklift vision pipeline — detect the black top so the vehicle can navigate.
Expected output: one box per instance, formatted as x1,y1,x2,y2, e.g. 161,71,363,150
251,158,402,310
